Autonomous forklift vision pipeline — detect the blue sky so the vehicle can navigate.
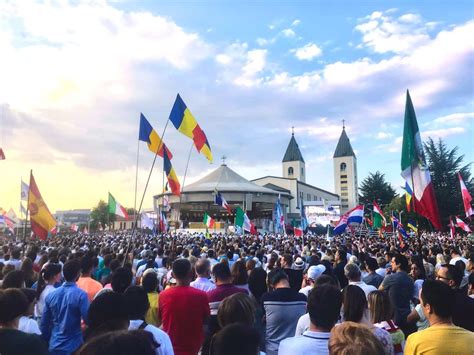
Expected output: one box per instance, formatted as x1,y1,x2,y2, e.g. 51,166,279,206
0,0,472,212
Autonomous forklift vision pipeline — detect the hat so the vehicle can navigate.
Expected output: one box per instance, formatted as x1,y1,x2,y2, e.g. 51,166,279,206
294,257,305,270
307,264,326,281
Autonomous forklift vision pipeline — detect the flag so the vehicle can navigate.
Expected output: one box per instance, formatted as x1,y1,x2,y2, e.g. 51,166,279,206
273,194,285,232
7,208,18,223
407,220,418,233
138,113,173,159
235,206,256,234
214,190,231,213
71,224,79,232
391,214,408,238
448,218,455,239
400,90,441,229
347,205,364,224
169,94,213,162
455,216,471,232
163,194,170,210
83,226,89,234
0,214,14,231
333,214,348,235
21,180,29,201
401,182,413,212
159,211,168,233
141,212,154,230
0,148,5,160
203,212,215,228
372,201,386,228
50,225,58,235
108,193,129,220
300,198,308,231
164,152,181,196
28,172,57,240
458,172,473,218
20,203,27,216
294,226,303,237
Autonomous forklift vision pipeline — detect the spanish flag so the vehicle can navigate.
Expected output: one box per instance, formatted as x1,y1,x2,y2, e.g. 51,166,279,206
139,113,173,159
169,94,213,162
164,151,181,196
28,172,56,240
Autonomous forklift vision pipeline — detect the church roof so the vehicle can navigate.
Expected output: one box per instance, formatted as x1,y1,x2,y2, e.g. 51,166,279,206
282,134,305,163
182,164,284,194
333,128,356,158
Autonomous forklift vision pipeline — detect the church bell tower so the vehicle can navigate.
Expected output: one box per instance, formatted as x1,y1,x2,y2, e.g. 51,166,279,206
282,129,305,183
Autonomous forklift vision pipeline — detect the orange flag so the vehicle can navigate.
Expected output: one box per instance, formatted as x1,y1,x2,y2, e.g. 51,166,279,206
28,172,56,240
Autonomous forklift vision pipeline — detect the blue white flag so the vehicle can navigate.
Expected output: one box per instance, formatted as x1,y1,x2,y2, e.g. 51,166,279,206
300,198,308,231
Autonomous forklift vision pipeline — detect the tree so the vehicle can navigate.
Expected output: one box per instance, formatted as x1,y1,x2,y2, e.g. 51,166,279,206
424,138,473,226
90,200,115,231
359,171,396,206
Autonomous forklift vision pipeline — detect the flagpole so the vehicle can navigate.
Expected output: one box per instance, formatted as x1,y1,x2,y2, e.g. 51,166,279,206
176,141,194,225
22,170,32,256
134,138,140,214
125,118,170,264
410,165,422,255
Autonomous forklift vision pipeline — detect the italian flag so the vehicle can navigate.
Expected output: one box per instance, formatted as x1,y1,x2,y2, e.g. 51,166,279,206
400,91,441,230
203,212,215,228
372,201,386,229
235,206,256,234
108,193,129,220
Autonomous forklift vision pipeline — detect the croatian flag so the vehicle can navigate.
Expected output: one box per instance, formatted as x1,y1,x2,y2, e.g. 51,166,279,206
455,216,471,233
347,205,364,224
333,214,348,235
215,190,232,213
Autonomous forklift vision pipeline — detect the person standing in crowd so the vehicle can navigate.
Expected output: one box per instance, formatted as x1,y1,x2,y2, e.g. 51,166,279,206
78,330,159,355
404,280,474,354
231,260,250,292
334,249,348,288
262,268,307,355
379,254,415,336
5,249,21,270
41,259,89,355
159,259,210,355
77,256,103,302
0,288,49,355
363,257,384,289
299,264,326,297
368,290,405,355
18,288,41,335
35,263,62,319
279,254,303,292
209,323,261,355
142,270,161,327
435,264,474,331
329,322,386,355
279,284,342,355
344,263,377,298
190,259,215,292
124,286,174,355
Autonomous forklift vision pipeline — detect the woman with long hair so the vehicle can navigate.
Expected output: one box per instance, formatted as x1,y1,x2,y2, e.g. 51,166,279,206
231,260,249,292
368,290,405,355
342,285,394,355
21,258,38,288
35,263,62,319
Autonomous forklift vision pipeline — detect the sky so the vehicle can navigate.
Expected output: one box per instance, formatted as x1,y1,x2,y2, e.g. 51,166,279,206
0,0,473,214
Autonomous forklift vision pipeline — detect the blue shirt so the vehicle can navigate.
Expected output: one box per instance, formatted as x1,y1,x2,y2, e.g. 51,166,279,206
40,281,89,353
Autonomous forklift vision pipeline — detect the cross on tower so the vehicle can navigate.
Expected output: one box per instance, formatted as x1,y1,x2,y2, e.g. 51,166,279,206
221,155,227,165
291,126,294,135
342,119,345,129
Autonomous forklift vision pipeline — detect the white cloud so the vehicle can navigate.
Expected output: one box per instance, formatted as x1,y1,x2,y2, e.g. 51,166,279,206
281,28,296,38
293,43,323,60
234,49,268,87
434,112,474,125
376,132,394,140
422,127,466,140
292,19,301,27
355,10,431,54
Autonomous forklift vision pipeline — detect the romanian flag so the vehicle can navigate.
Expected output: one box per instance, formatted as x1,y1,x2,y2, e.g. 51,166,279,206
139,113,173,159
164,151,181,196
169,94,213,162
28,172,57,240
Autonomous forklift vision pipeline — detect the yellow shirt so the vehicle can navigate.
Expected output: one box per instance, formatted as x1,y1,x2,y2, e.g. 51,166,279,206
404,325,474,355
145,292,160,327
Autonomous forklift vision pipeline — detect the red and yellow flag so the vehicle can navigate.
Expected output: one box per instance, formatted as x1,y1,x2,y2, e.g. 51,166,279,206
28,172,56,240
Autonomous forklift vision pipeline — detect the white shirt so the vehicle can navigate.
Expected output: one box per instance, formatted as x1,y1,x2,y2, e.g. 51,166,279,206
295,313,311,336
450,256,468,267
35,284,56,317
5,259,21,270
278,330,331,355
18,316,41,335
299,285,312,298
376,267,386,278
349,281,377,299
129,320,174,355
190,277,216,292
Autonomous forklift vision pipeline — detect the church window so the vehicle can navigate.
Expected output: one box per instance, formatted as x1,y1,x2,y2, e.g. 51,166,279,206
340,163,347,172
288,167,294,175
341,192,348,196
307,193,311,200
301,167,304,176
341,180,347,184
341,187,348,191
340,174,347,178
341,198,348,202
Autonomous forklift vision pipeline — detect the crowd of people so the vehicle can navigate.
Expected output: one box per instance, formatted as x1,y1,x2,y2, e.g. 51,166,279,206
0,229,473,354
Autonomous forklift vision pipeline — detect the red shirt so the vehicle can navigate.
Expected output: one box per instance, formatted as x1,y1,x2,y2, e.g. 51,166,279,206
159,286,210,355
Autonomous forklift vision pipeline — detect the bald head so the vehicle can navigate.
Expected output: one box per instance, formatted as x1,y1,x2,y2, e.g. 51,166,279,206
195,258,211,278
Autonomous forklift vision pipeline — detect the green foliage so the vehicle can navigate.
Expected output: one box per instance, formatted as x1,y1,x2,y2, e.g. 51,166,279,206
359,171,396,206
90,200,115,231
424,138,473,225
